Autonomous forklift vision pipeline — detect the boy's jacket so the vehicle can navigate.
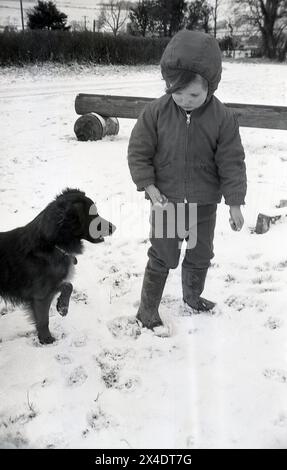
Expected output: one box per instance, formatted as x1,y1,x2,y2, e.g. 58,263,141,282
127,30,247,206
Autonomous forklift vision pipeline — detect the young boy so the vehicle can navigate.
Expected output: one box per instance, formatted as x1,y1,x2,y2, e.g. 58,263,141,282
127,29,247,330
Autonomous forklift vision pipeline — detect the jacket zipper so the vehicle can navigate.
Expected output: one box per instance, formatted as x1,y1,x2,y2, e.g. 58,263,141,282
184,111,191,202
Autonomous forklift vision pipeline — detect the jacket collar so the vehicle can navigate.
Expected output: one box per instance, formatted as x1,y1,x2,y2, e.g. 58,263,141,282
167,93,212,117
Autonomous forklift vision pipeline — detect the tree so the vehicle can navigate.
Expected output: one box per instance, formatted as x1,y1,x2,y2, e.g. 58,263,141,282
227,16,234,36
185,0,212,33
218,34,239,57
98,0,130,36
129,0,156,36
234,0,287,59
27,1,70,30
201,0,213,33
152,0,187,37
70,20,86,32
210,0,222,37
94,10,107,33
95,10,107,33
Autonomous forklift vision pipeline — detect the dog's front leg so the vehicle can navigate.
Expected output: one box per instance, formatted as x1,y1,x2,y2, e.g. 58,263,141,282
56,282,73,317
31,294,55,344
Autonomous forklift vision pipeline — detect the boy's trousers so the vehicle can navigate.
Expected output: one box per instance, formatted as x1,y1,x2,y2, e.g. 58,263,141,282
147,202,217,273
137,202,217,327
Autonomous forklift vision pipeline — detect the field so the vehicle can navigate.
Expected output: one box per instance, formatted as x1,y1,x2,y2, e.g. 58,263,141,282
0,61,287,449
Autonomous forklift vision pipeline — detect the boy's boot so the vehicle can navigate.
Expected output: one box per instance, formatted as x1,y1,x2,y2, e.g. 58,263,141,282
182,267,216,312
136,264,168,329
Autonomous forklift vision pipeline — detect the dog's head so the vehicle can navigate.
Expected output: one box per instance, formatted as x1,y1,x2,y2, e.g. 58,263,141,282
41,188,116,253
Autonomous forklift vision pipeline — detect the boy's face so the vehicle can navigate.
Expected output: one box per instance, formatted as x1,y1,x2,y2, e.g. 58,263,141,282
171,79,208,111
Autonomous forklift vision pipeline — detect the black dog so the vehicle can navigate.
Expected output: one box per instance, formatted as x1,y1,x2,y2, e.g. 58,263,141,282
0,188,116,344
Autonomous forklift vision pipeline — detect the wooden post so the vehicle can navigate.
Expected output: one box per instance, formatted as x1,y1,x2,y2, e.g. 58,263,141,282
276,200,287,208
19,0,24,31
255,213,282,234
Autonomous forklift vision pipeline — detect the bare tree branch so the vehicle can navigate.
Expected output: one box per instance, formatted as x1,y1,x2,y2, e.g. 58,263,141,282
98,0,130,36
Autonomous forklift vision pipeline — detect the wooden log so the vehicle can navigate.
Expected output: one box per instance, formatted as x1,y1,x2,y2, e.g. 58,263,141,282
227,103,287,130
74,113,119,141
75,94,154,120
75,93,287,130
255,213,281,234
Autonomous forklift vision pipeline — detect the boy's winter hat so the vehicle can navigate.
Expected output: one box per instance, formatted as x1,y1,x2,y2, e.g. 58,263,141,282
160,29,222,96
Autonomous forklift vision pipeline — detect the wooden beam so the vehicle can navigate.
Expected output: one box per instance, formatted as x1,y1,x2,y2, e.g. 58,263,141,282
75,93,287,130
227,103,287,130
75,94,154,120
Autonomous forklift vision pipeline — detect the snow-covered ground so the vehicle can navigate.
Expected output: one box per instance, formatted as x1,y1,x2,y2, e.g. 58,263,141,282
0,61,287,449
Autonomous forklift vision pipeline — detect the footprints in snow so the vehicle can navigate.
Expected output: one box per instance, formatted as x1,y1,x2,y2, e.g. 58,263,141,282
107,316,141,339
0,414,32,449
263,368,287,384
71,289,88,304
224,294,266,313
53,335,89,387
55,354,73,365
222,254,285,332
95,348,140,391
71,333,87,348
251,275,278,294
52,305,285,394
86,406,114,432
223,297,283,330
54,333,140,392
264,316,283,330
99,265,142,298
82,397,116,437
66,366,88,388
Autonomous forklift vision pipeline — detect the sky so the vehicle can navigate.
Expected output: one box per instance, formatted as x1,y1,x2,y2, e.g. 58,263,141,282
0,0,230,30
0,1,107,28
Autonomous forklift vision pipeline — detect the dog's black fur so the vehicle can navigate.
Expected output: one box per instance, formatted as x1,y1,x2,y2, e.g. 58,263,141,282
0,188,116,344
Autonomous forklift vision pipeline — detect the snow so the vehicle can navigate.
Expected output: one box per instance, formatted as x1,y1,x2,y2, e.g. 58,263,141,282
0,61,287,449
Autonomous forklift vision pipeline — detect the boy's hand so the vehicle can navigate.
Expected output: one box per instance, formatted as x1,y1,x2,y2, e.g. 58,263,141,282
229,205,244,231
145,184,168,206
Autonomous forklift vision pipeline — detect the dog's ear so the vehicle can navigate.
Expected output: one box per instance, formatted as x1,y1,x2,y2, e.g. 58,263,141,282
65,201,86,235
40,202,65,243
40,199,87,243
